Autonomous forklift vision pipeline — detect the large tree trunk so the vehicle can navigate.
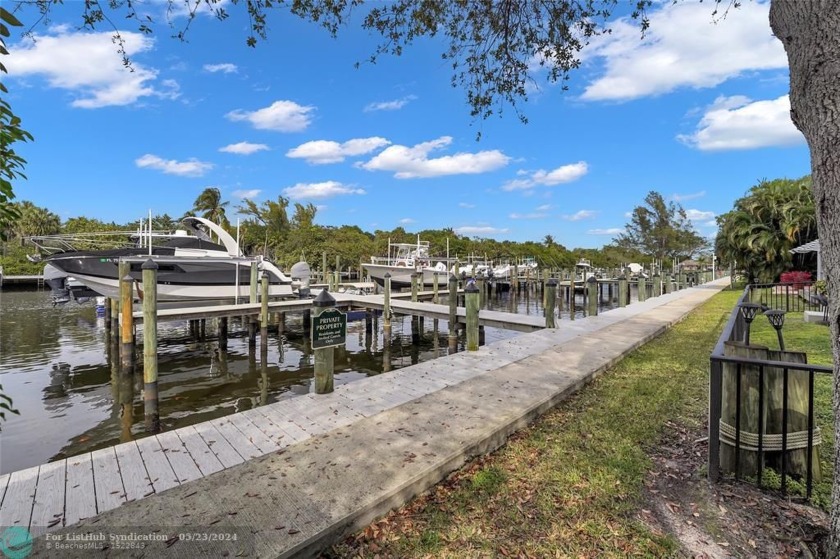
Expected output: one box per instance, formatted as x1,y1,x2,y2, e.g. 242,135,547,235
769,1,840,554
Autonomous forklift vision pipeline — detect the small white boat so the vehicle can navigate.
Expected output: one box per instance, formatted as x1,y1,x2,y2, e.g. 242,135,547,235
362,238,449,289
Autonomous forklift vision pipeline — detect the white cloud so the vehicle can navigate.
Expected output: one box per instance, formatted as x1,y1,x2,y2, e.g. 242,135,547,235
219,142,269,155
587,228,623,235
562,210,597,221
535,204,552,211
9,29,178,108
226,100,315,132
135,154,213,177
232,189,261,199
685,209,715,221
204,63,238,74
360,136,509,178
287,137,391,164
581,1,786,101
703,220,719,228
364,95,417,112
677,95,804,151
399,218,416,224
672,190,706,202
502,162,588,191
455,226,510,236
459,202,476,209
282,180,366,200
509,212,548,220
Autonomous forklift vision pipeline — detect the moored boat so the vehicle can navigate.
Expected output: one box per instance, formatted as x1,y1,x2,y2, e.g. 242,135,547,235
362,239,450,290
28,217,301,303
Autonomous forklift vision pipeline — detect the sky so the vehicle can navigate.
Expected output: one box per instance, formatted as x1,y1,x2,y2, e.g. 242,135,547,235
5,0,810,250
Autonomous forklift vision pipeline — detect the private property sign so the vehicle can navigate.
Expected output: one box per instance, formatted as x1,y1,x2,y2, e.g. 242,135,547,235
311,308,347,349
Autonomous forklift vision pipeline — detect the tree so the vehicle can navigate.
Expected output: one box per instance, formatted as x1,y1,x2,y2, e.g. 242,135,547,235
613,191,706,261
12,0,840,552
769,7,840,549
236,196,291,258
190,187,230,229
12,200,60,237
716,176,817,282
0,7,30,242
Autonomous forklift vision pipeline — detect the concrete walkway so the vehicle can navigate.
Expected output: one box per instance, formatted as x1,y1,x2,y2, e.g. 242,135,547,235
28,280,729,558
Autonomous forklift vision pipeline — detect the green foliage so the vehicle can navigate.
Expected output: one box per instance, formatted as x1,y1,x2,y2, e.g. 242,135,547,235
715,176,816,283
613,191,707,260
190,187,230,229
0,7,32,241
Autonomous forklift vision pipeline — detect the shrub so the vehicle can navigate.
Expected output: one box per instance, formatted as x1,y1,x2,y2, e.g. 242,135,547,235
780,270,812,290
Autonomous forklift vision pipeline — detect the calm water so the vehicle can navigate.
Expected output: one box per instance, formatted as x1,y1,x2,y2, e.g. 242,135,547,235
0,283,627,474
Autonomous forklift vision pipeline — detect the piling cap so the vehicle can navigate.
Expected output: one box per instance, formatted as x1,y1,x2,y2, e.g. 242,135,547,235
465,282,479,293
141,258,158,270
587,275,597,283
313,288,336,307
546,278,558,287
384,272,391,279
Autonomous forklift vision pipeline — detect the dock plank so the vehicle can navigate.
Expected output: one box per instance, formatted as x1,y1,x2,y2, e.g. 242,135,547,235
0,467,38,528
226,413,278,455
114,441,151,502
29,460,66,537
209,417,262,460
64,453,96,526
249,407,310,444
90,447,127,514
156,431,203,484
136,436,179,494
175,426,224,477
192,422,245,469
240,409,292,449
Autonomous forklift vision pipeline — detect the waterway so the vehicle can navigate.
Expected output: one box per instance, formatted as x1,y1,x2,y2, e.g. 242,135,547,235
0,283,628,474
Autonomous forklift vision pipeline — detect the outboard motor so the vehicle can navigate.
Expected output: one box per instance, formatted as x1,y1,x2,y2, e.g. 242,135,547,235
43,263,71,306
290,261,312,299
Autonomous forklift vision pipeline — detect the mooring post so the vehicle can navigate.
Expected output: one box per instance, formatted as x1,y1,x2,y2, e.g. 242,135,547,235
465,281,480,351
411,272,419,302
477,276,486,308
653,273,662,297
586,276,598,316
119,272,135,374
141,259,160,433
219,317,228,351
249,262,258,346
260,271,269,355
312,290,336,394
433,272,440,304
638,276,647,303
569,283,576,321
618,275,628,308
448,273,458,352
335,255,341,290
383,272,392,333
104,297,112,331
545,279,557,328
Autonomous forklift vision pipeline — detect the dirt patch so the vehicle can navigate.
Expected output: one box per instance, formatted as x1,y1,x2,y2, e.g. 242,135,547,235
641,420,830,558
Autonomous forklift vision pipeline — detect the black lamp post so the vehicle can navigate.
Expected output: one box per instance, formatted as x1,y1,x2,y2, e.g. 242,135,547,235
739,302,763,345
764,309,786,351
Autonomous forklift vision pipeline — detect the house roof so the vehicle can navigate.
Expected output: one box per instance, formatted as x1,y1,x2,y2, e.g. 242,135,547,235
791,239,820,254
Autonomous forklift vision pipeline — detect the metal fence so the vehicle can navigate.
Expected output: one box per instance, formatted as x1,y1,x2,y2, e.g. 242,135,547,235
708,283,832,498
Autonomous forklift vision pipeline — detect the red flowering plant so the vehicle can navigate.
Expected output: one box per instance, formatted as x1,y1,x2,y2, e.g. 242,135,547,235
779,270,812,290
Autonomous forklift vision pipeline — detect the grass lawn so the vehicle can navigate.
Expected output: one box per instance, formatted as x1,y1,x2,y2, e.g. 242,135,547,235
328,288,834,558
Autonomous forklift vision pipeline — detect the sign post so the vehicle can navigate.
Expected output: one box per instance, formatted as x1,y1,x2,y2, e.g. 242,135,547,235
311,289,346,393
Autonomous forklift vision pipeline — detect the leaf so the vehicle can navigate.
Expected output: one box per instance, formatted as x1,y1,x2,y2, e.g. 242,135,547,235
0,8,23,28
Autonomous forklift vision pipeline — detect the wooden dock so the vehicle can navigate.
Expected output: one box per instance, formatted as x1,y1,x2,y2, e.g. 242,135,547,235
131,290,545,332
0,278,720,541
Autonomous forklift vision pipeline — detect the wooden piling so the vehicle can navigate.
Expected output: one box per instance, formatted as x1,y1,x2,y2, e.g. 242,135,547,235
260,271,269,355
465,281,480,351
312,290,336,394
322,251,328,285
411,272,419,302
638,277,647,303
653,273,662,297
618,276,628,308
569,283,576,321
545,279,557,328
119,272,134,374
433,272,440,304
448,273,458,352
586,276,598,317
219,317,228,351
141,259,160,433
383,272,392,332
249,262,258,346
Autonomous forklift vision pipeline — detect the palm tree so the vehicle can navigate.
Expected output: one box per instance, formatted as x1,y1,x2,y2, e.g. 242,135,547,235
191,188,230,229
12,201,60,237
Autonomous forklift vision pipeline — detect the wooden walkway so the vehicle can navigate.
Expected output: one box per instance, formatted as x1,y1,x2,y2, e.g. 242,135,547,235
0,339,527,536
131,291,545,332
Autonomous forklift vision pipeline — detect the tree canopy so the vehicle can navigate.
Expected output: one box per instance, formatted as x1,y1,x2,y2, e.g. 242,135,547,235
715,176,817,282
612,191,707,261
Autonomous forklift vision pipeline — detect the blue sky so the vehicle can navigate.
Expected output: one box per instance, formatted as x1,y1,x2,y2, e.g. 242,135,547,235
6,0,809,249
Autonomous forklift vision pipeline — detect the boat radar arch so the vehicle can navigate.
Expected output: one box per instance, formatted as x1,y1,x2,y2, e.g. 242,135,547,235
180,216,242,257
